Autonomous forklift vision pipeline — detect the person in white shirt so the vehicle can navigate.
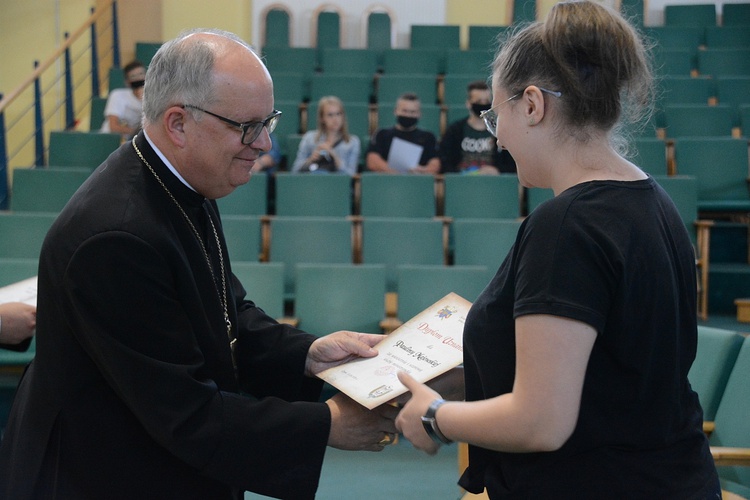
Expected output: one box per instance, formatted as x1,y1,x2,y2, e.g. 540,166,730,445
101,60,145,139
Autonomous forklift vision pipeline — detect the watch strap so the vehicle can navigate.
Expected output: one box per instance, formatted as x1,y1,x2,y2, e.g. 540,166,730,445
420,398,452,445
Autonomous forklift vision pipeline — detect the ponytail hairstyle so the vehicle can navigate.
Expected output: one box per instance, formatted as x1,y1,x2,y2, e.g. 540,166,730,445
492,0,655,149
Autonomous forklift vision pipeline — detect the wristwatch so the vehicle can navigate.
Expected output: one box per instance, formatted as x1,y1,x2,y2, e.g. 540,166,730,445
421,398,452,445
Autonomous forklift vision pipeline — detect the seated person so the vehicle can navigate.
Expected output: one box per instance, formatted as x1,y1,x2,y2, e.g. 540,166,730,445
292,96,361,175
440,80,516,175
366,92,440,174
252,132,281,173
101,60,145,139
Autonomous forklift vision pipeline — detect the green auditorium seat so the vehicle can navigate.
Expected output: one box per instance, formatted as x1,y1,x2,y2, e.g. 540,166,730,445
410,25,460,51
358,173,436,218
361,217,445,292
512,0,538,23
261,47,318,74
47,131,122,169
707,336,750,498
319,48,379,76
216,172,267,216
0,212,58,259
315,8,341,50
284,134,304,168
262,6,291,48
662,104,735,138
688,326,744,421
468,25,510,51
269,72,309,103
444,50,494,76
220,215,262,262
740,104,750,137
704,26,750,49
89,96,108,131
11,167,91,213
395,264,487,321
446,103,471,124
653,48,696,77
294,263,387,335
698,49,750,77
658,76,716,106
715,76,750,111
443,173,520,220
0,259,39,287
631,137,668,176
526,188,554,215
267,216,353,299
452,218,522,283
108,67,125,92
309,74,374,104
442,75,488,107
722,3,750,25
376,74,438,105
381,48,445,75
274,173,352,217
366,10,393,52
135,42,162,67
672,137,750,216
231,262,285,321
272,100,301,138
645,26,704,51
664,4,717,27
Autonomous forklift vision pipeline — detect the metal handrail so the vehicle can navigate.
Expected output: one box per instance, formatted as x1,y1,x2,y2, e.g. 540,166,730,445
0,0,119,209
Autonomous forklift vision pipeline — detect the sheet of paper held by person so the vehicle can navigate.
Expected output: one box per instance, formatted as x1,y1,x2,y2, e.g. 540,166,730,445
0,276,38,306
387,137,424,172
317,292,471,409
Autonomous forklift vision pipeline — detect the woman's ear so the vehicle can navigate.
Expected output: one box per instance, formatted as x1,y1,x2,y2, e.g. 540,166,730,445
523,86,547,126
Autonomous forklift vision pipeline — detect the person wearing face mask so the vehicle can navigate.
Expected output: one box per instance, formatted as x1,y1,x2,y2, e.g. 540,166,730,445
366,92,440,174
439,80,516,175
100,60,146,140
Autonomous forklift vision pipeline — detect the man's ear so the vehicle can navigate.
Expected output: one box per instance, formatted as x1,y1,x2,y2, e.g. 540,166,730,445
164,106,188,147
522,86,547,126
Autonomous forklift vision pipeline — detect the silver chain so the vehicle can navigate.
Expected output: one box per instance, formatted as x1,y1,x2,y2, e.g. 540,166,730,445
131,138,236,366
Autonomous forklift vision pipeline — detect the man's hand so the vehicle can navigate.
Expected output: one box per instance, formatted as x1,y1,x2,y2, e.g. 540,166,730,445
326,392,399,451
305,330,383,376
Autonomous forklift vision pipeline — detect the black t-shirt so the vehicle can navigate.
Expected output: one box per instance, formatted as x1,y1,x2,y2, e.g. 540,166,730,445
367,126,438,171
460,177,718,498
439,117,516,174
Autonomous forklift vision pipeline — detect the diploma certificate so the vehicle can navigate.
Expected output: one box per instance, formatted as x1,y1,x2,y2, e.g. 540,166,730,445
317,292,470,409
0,276,38,306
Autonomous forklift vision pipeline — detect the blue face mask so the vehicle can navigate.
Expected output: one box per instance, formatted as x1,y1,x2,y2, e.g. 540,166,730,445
396,115,418,129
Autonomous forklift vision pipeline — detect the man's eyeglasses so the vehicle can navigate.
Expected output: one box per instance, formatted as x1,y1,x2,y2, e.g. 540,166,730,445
479,88,562,137
182,105,282,145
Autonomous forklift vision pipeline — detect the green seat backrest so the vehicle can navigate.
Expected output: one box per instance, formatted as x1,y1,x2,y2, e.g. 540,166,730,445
220,215,261,262
270,72,309,103
367,11,392,51
526,188,554,215
295,263,386,335
512,0,538,23
11,167,92,213
361,217,445,291
396,264,487,321
444,50,494,76
715,76,750,112
468,25,510,51
376,74,438,105
135,42,162,67
0,258,39,287
652,175,699,244
231,262,285,320
645,26,704,50
108,67,125,91
319,48,379,76
698,49,750,77
263,8,290,48
443,173,520,220
632,138,668,176
216,174,267,216
359,173,436,218
272,100,301,138
442,74,488,107
653,48,696,77
381,49,445,75
709,336,750,489
411,25,460,51
90,96,108,131
261,47,318,74
453,218,521,282
275,173,352,217
663,104,735,138
309,74,374,104
688,326,744,421
658,76,716,106
316,11,340,50
722,3,750,25
268,216,353,298
665,4,717,27
705,26,750,49
0,212,58,259
48,131,122,168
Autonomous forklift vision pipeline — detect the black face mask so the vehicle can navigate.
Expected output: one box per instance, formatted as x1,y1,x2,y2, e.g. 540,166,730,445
130,80,145,89
396,115,418,129
471,103,489,117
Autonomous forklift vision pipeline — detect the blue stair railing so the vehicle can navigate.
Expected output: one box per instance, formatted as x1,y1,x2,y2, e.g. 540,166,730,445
0,0,119,209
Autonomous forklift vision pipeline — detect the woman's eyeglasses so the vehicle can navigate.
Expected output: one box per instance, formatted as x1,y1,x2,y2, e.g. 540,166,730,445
479,88,562,137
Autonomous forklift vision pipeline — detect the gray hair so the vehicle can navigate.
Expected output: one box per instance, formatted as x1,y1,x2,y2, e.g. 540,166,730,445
142,28,254,124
